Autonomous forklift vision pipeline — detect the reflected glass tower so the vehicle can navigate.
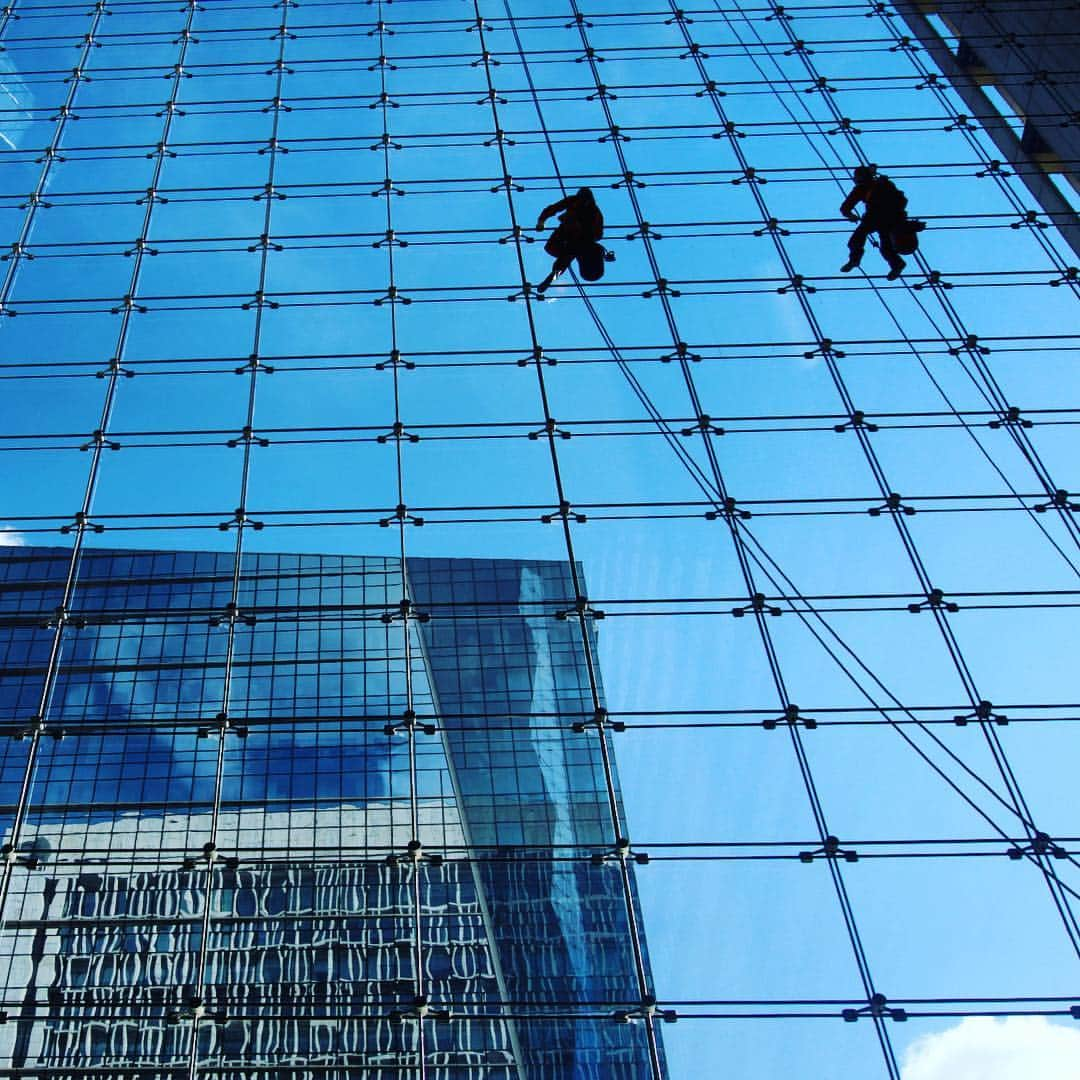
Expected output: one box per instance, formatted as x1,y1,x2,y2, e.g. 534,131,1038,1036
0,546,663,1078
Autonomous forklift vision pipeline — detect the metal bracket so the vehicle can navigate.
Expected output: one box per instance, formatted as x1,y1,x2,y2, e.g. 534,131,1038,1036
834,410,877,433
12,716,64,743
626,220,660,240
613,995,677,1024
216,508,264,534
705,497,751,522
947,334,989,357
79,429,120,452
572,707,625,734
247,234,284,253
777,274,815,295
380,598,430,624
377,421,420,444
124,238,159,257
369,132,402,152
373,285,411,307
681,413,724,437
753,217,790,238
386,839,443,868
1035,489,1079,513
804,338,846,360
376,348,415,371
988,406,1032,430
110,295,148,314
764,704,817,730
59,512,104,536
613,170,645,190
912,269,953,291
541,501,586,524
490,174,524,193
379,503,424,527
642,278,680,299
829,117,861,135
868,492,913,517
1007,831,1067,861
953,699,1007,726
554,596,605,621
257,137,289,156
732,592,781,618
528,418,571,441
800,835,858,863
587,84,616,101
660,341,700,362
96,357,135,379
182,843,239,872
976,159,1012,179
226,426,270,448
907,588,957,614
197,712,249,739
592,837,649,867
389,995,451,1024
384,709,437,737
209,601,257,627
842,994,906,1022
1010,209,1047,231
234,355,275,375
0,241,32,262
517,345,556,367
575,46,604,64
241,290,279,311
253,182,286,201
497,224,533,245
732,167,766,186
374,228,408,249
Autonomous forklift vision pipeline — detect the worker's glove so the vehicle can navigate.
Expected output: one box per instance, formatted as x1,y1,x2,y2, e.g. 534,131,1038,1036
846,213,860,223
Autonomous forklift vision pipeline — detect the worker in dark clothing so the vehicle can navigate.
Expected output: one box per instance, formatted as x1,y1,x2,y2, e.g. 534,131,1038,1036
839,164,908,280
535,187,604,293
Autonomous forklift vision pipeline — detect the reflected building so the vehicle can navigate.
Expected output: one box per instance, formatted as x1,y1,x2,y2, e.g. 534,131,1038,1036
893,1,1080,259
0,547,664,1077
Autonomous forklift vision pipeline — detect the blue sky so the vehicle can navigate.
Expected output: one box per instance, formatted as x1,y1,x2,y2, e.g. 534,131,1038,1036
1,1,1079,1076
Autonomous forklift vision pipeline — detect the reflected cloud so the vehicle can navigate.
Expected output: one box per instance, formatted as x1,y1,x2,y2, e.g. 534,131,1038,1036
902,1016,1080,1080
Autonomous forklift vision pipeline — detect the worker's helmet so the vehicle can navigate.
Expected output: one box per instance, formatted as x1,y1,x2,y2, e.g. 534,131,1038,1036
853,164,877,184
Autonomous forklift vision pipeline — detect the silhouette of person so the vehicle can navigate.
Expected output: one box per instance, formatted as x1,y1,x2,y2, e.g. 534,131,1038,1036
840,164,908,280
535,187,604,292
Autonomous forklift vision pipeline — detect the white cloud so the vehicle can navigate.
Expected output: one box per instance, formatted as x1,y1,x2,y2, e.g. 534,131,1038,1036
903,1017,1080,1080
0,526,25,546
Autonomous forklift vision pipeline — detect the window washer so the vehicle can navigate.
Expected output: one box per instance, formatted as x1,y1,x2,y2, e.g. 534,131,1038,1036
535,187,605,293
839,164,911,281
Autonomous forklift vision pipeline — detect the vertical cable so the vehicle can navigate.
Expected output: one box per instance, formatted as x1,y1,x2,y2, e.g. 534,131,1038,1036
0,0,110,929
369,6,433,1074
184,1,289,1073
469,5,665,1074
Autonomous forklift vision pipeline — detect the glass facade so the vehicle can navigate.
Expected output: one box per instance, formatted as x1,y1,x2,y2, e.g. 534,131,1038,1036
0,546,663,1077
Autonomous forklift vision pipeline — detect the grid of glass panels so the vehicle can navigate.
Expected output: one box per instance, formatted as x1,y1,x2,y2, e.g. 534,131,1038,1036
0,0,1078,1077
0,547,659,1077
